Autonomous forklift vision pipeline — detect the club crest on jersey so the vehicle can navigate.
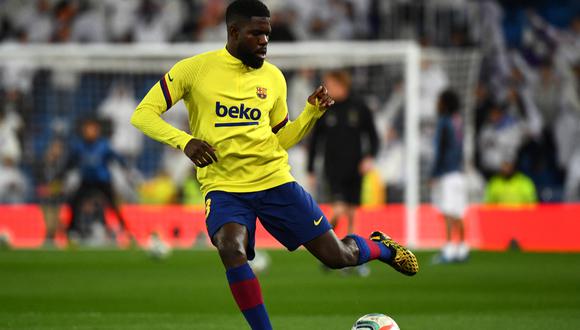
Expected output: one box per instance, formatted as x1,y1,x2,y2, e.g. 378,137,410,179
256,87,267,99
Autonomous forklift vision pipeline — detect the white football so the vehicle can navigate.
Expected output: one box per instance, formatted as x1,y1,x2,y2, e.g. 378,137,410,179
352,313,400,330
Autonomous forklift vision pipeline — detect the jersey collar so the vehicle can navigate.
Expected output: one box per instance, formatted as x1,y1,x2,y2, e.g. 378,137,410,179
221,47,259,72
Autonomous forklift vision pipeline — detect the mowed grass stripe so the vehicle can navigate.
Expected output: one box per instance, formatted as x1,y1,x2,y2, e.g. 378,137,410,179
1,249,579,329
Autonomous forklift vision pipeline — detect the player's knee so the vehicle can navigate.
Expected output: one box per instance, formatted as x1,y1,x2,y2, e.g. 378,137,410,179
215,239,247,265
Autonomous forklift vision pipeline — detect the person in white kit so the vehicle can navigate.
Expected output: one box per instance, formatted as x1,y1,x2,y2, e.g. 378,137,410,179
430,89,469,263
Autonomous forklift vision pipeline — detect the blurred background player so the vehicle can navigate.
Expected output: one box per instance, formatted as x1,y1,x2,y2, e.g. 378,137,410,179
307,69,379,275
430,89,469,263
56,117,130,243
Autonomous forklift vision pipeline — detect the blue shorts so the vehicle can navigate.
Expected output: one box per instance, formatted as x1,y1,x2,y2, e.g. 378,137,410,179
205,182,332,260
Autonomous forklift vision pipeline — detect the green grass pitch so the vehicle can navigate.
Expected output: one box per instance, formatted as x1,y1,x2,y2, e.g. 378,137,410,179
1,249,579,329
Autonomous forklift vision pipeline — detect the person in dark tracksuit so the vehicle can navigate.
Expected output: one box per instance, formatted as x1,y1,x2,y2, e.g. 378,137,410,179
307,70,379,238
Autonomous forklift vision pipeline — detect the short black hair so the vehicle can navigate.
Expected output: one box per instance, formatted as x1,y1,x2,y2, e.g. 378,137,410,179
226,0,270,26
439,89,460,115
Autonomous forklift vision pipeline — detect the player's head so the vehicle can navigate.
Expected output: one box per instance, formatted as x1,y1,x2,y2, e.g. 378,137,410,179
80,117,101,142
225,0,271,69
323,70,352,102
437,89,460,115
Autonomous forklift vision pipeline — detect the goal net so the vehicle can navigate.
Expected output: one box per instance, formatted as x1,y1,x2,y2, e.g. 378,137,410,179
0,41,480,248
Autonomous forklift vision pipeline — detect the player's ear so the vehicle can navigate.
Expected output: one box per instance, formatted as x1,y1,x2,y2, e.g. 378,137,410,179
228,23,240,41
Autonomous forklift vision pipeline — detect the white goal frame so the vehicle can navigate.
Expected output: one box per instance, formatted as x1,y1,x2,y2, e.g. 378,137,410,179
0,41,422,247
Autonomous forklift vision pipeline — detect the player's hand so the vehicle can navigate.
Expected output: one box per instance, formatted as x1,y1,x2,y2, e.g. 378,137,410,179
308,85,335,109
183,138,218,168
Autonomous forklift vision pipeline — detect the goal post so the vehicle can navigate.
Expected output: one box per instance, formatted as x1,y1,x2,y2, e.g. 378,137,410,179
0,41,481,249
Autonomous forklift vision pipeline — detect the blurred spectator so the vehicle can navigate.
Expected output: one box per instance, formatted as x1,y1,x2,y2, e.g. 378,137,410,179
560,61,580,201
564,150,580,202
532,59,563,135
36,137,67,243
287,69,316,188
132,0,172,43
12,0,54,43
308,0,356,40
269,7,297,42
420,56,449,122
418,54,449,169
103,0,138,42
477,103,524,179
70,1,106,43
374,82,405,203
52,0,77,43
196,0,227,42
98,82,142,163
0,157,28,204
477,0,511,97
57,117,129,239
503,53,543,139
430,89,468,263
0,104,28,203
484,159,537,206
98,81,143,203
307,70,379,234
375,126,405,203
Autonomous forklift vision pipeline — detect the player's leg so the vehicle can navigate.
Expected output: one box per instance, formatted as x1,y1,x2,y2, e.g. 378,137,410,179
303,229,418,276
67,181,91,236
206,192,272,330
457,218,465,242
96,182,127,232
450,216,469,261
444,215,453,242
257,182,418,276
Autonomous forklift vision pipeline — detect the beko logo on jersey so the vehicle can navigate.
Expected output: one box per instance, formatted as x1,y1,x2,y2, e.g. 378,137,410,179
215,101,261,120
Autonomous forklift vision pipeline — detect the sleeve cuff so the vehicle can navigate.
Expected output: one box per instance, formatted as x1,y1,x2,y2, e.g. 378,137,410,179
304,102,326,119
176,133,194,150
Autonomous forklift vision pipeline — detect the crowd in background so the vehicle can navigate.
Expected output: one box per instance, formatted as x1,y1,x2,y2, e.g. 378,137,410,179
0,0,579,208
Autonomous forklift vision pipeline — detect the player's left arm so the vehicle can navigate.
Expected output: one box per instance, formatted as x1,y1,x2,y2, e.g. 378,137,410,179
131,59,196,152
271,78,334,150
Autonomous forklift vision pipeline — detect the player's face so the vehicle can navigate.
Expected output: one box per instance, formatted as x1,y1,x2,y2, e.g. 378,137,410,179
237,17,271,69
82,122,101,142
323,75,349,101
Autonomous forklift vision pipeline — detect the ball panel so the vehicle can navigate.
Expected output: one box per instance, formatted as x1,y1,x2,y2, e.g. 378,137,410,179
352,313,400,330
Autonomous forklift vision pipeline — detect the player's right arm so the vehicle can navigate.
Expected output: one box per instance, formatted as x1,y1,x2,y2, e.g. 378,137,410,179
131,59,217,167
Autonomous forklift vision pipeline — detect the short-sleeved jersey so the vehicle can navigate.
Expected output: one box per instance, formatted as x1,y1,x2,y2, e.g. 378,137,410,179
134,48,322,195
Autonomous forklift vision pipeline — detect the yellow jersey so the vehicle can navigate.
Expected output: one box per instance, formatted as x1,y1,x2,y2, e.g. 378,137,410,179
131,48,325,195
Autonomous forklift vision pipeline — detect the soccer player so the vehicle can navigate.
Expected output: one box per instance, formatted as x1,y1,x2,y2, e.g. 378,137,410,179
430,90,469,263
58,117,129,240
131,1,418,329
